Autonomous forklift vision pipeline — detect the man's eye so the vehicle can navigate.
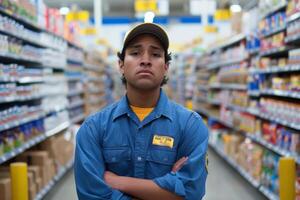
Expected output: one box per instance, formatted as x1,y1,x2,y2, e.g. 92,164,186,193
153,53,162,57
130,52,139,55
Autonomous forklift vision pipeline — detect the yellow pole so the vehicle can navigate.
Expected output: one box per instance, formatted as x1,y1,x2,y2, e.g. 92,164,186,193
10,162,28,200
279,157,295,200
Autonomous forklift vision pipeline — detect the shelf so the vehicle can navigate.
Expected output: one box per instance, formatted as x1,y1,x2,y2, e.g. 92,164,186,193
85,64,103,73
68,100,84,109
67,59,83,66
0,94,43,104
18,77,44,83
0,28,46,49
259,186,279,200
197,96,208,103
285,32,300,44
35,159,74,200
248,90,260,97
0,7,41,32
0,77,18,82
259,112,300,131
71,114,85,124
209,34,245,52
287,11,300,23
210,83,248,90
45,121,70,137
198,85,209,91
196,108,210,117
207,56,247,70
0,121,70,164
67,77,82,82
246,134,300,164
89,88,104,94
209,142,260,188
207,99,221,106
0,52,41,64
260,89,300,99
248,48,260,56
249,64,300,74
227,104,249,113
201,107,300,161
260,25,286,38
260,46,290,57
0,112,45,132
260,2,287,20
67,89,83,97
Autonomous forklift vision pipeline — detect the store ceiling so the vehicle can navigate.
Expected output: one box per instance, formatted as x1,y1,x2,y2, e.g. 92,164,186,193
43,0,257,17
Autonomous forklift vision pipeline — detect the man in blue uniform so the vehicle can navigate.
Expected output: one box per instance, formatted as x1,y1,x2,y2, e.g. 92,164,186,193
74,22,209,200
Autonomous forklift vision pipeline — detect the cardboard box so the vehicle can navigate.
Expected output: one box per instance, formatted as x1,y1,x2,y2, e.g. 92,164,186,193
0,177,11,200
26,151,49,166
0,171,10,178
35,177,42,192
29,183,37,200
27,171,34,188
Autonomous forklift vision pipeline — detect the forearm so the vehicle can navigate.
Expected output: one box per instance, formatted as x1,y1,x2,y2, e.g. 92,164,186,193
115,176,183,200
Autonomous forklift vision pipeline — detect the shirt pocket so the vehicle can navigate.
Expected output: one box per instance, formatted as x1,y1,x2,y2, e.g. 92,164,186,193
103,147,132,175
146,148,177,179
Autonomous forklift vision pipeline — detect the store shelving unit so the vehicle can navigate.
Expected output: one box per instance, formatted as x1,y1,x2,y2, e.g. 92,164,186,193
0,3,109,200
191,3,300,196
35,159,74,200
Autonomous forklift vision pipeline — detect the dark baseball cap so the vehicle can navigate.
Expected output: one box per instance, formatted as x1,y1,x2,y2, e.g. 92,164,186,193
121,23,169,54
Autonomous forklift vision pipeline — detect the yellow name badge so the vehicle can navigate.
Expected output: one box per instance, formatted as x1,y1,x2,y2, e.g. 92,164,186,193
152,135,174,148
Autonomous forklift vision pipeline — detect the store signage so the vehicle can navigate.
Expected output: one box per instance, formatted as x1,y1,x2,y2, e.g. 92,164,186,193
66,10,90,22
135,0,158,12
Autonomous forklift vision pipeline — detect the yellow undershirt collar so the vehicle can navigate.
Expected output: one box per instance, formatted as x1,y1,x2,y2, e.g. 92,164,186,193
130,105,154,121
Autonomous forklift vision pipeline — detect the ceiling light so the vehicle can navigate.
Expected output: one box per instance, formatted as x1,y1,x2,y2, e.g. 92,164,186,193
230,4,242,13
60,7,70,15
144,11,155,23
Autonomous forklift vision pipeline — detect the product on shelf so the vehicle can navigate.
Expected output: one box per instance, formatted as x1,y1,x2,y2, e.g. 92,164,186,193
0,118,45,156
246,33,261,52
259,11,286,35
287,15,300,34
260,32,285,51
261,150,280,195
236,139,263,181
44,110,69,131
0,105,43,127
217,64,248,84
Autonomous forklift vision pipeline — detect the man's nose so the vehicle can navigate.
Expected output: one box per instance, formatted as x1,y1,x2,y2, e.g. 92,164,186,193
140,53,151,67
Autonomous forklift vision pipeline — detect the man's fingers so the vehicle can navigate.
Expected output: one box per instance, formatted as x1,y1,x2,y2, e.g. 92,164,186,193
172,156,188,172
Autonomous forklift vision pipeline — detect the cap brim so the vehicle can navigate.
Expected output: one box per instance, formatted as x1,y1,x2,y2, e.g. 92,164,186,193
123,23,169,52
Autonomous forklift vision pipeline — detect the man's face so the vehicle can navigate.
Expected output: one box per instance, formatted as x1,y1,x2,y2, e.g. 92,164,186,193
119,34,169,91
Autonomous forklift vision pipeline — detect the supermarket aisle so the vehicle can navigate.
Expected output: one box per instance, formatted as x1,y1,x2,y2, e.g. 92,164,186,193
204,148,267,200
44,148,267,200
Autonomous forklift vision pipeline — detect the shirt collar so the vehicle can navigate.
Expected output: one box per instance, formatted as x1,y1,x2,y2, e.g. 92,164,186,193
112,89,173,121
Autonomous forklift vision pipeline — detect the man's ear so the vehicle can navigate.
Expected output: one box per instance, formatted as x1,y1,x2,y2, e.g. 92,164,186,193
119,60,124,74
164,62,169,71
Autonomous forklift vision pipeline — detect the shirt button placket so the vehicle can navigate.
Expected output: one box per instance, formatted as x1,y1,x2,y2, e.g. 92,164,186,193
134,126,146,178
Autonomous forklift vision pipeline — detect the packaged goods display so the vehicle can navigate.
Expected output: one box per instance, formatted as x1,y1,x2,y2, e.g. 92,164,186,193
259,11,286,36
260,32,285,51
0,118,44,156
261,150,280,195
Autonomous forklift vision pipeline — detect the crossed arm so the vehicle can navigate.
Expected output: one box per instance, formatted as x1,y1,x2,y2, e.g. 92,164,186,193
104,157,188,200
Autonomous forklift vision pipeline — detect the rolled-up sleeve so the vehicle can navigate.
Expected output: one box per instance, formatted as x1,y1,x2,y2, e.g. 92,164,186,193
153,112,209,200
74,119,132,200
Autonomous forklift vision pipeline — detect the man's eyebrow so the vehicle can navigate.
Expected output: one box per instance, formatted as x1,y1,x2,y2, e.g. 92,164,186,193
127,44,142,49
150,45,163,51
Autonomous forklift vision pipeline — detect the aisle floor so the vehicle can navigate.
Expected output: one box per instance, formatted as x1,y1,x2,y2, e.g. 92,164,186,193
44,148,267,200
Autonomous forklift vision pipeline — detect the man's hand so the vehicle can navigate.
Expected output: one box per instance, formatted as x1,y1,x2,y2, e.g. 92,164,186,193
104,171,120,190
172,157,188,173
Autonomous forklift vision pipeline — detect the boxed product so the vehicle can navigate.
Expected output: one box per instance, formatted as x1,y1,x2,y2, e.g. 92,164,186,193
0,177,11,200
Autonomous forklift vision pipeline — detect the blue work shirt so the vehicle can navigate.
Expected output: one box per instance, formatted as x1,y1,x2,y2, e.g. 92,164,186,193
74,90,209,200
